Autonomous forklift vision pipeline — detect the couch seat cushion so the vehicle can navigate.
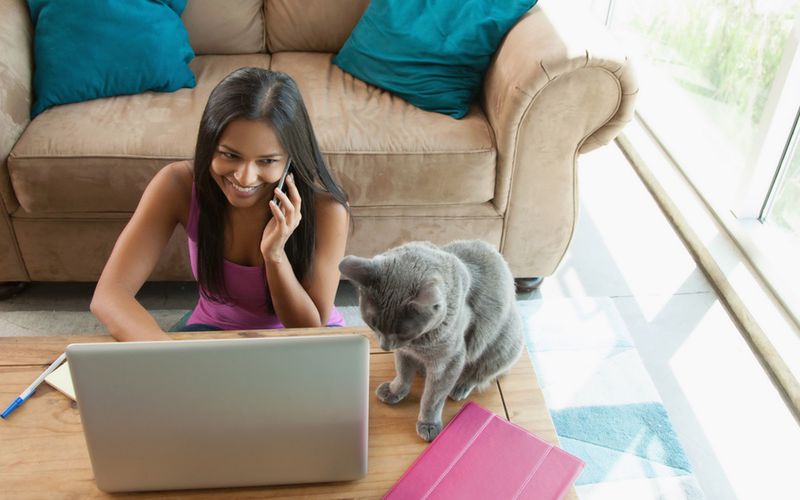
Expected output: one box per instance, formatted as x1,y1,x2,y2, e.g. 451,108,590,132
271,52,496,207
9,55,270,214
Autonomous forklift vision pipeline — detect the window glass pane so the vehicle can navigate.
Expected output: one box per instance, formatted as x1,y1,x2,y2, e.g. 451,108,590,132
607,0,800,209
766,126,800,232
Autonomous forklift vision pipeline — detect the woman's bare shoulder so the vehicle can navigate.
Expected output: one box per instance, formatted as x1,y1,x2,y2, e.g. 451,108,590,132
151,160,193,226
314,191,349,222
163,160,194,189
313,192,349,251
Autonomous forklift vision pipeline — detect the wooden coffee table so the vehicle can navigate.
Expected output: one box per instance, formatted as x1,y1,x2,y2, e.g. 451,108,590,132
0,327,577,499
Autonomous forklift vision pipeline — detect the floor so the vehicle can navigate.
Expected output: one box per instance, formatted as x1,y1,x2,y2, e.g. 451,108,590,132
2,143,798,499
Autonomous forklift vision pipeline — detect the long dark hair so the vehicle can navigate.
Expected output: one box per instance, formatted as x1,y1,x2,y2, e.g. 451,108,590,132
193,68,349,306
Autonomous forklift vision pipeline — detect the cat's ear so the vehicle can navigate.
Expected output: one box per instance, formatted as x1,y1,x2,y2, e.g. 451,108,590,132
338,255,377,287
412,279,444,309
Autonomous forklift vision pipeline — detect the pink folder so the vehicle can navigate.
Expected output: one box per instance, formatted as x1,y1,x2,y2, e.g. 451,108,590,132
384,402,583,500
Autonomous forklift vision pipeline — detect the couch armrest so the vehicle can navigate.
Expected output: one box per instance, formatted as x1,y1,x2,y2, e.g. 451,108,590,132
0,0,34,280
481,2,637,277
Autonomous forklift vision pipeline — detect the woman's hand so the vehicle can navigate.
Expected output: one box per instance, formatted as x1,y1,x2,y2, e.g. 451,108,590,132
261,173,302,263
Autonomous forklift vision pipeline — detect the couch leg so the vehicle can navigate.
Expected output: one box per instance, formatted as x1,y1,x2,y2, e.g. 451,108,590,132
0,282,27,300
515,277,543,294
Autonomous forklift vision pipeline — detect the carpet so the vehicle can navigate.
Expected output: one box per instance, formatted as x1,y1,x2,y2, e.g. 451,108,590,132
342,298,705,499
518,298,705,499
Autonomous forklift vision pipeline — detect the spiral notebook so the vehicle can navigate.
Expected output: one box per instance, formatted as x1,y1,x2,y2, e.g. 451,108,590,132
384,402,583,500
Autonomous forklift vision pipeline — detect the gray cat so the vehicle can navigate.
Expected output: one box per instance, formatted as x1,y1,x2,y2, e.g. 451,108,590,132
338,240,524,442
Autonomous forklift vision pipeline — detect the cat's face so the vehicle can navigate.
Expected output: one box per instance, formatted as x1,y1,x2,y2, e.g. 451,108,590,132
339,253,447,351
358,288,444,351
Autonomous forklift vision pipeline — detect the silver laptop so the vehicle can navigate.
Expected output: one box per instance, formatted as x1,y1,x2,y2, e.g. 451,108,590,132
66,334,370,493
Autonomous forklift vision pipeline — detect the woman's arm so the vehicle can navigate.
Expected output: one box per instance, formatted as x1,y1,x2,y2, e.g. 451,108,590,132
90,162,191,341
263,176,349,327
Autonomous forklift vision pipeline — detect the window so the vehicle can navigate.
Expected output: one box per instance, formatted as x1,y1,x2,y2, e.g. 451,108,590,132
581,0,800,315
766,120,800,233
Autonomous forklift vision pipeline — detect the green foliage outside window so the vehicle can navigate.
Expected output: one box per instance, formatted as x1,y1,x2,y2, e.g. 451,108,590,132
628,0,799,231
636,0,797,126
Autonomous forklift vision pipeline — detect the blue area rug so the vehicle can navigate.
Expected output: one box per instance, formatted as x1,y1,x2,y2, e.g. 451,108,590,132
519,298,705,499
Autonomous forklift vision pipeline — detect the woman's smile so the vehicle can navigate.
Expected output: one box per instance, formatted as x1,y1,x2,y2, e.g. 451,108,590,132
224,176,266,197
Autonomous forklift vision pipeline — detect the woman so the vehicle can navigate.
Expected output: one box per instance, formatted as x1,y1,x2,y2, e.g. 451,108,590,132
91,68,350,341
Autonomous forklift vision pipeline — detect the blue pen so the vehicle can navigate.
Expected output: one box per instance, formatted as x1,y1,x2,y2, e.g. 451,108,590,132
1,352,67,419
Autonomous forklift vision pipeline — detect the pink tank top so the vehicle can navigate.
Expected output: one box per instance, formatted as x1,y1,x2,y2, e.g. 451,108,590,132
186,183,345,330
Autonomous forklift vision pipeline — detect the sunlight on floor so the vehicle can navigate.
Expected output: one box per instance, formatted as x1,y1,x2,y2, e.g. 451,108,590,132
669,299,800,500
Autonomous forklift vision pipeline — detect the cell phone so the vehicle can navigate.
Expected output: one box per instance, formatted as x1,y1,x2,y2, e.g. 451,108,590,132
272,158,293,208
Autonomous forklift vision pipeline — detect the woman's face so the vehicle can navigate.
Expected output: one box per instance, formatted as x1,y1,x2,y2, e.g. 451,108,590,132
210,118,288,210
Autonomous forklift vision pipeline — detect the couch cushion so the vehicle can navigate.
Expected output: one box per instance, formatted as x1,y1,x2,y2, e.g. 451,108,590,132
182,0,265,55
271,52,496,207
332,0,536,119
8,54,270,214
27,0,196,118
266,0,369,53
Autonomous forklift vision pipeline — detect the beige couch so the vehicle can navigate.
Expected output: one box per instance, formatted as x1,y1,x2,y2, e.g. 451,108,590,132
0,0,636,287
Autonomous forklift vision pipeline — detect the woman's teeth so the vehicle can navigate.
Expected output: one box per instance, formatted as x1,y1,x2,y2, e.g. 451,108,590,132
227,178,263,193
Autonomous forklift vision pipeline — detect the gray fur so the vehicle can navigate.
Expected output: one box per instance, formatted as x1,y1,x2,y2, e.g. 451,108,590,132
338,240,523,441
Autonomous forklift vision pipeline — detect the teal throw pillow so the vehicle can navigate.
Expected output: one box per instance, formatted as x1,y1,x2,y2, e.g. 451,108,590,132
333,0,537,119
27,0,196,118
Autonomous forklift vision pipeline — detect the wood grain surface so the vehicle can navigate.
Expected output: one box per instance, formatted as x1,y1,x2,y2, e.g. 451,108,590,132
0,328,576,499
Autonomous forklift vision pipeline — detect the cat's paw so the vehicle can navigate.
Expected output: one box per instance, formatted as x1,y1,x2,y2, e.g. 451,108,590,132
376,381,407,405
416,420,443,442
449,383,475,401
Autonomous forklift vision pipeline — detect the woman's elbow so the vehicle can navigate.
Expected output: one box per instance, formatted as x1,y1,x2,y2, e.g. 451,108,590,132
316,308,332,328
89,292,103,319
90,286,112,325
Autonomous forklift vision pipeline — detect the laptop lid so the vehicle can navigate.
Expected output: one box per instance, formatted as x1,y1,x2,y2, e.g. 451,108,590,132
67,334,370,493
